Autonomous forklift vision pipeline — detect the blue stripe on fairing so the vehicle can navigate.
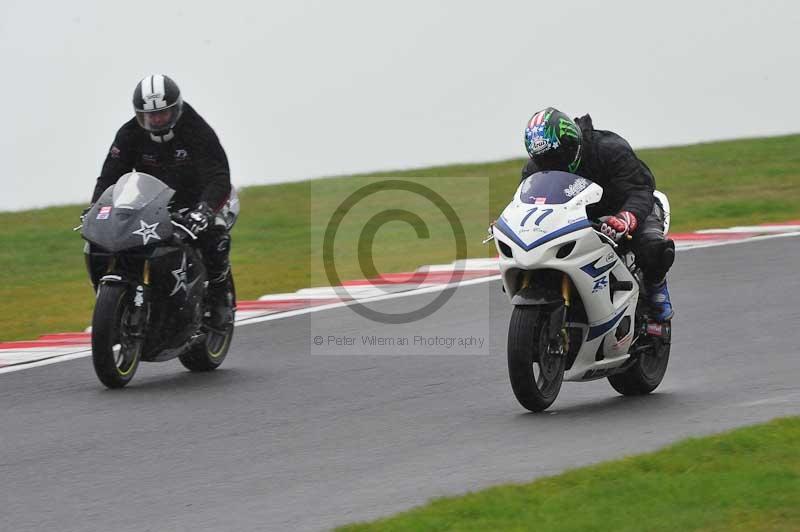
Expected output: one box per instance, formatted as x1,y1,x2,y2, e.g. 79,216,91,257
495,217,592,253
587,306,629,341
580,257,618,278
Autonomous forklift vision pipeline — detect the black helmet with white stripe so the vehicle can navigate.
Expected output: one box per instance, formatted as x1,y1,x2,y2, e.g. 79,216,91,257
133,74,183,142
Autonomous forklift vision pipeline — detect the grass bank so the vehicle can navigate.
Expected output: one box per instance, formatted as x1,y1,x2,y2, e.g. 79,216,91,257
2,134,800,341
337,417,800,532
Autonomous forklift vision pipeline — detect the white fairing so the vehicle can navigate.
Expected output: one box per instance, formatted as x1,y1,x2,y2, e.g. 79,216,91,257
217,187,240,230
494,172,664,381
654,190,670,235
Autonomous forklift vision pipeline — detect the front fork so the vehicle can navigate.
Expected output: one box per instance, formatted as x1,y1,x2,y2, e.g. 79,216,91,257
125,260,151,343
558,273,571,354
520,271,571,355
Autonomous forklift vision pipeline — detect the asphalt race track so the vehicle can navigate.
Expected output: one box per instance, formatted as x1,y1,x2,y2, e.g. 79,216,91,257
2,237,799,531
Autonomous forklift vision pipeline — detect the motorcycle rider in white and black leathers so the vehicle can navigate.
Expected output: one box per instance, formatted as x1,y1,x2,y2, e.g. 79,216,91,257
86,74,233,327
521,107,674,322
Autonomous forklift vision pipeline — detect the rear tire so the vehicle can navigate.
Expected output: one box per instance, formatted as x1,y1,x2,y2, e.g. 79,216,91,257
179,276,235,372
608,327,671,395
507,306,565,412
179,323,234,371
92,284,142,389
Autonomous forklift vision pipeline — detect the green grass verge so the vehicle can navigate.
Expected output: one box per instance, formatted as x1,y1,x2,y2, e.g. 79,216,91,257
2,134,800,341
337,417,800,532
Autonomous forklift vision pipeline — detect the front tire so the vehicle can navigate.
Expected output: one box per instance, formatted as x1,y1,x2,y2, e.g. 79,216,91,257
507,306,565,412
608,326,671,395
91,284,142,389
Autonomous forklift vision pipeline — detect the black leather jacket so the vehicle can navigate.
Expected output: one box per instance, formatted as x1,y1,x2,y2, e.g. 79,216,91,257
92,103,231,211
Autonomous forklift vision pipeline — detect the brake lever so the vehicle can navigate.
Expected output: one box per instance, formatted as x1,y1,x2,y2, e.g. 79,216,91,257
171,219,198,240
593,218,633,242
482,221,496,244
592,225,619,248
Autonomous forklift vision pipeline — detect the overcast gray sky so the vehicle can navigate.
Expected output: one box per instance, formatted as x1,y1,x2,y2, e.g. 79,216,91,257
1,0,798,211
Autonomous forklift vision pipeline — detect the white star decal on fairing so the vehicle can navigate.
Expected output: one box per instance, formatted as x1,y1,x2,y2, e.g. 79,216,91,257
132,220,161,245
170,253,189,296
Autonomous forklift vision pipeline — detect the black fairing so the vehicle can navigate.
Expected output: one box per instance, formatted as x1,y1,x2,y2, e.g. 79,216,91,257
143,245,208,353
81,172,210,359
82,173,175,253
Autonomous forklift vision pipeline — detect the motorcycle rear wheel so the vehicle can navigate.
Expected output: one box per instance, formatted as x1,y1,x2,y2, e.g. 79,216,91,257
507,306,565,412
179,277,235,372
92,284,142,389
608,326,671,395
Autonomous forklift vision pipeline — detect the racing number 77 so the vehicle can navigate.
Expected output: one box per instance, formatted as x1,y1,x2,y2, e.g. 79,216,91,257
520,207,554,227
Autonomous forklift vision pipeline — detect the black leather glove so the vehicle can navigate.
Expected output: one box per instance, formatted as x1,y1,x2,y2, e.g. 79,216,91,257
186,202,213,235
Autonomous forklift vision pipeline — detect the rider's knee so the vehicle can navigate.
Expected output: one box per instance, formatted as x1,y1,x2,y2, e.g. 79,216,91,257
635,238,675,283
212,232,231,255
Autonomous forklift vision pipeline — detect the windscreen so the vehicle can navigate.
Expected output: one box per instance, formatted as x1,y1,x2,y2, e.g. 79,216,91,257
111,172,170,209
520,171,593,205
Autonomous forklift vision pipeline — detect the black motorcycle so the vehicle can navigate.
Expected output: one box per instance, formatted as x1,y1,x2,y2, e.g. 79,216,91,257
80,172,238,388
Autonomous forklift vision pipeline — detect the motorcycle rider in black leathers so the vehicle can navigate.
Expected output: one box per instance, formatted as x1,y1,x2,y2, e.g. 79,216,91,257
86,74,233,327
521,107,674,321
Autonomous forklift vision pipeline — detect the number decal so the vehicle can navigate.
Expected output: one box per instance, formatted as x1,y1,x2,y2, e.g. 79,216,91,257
535,208,553,225
521,208,554,227
520,208,537,227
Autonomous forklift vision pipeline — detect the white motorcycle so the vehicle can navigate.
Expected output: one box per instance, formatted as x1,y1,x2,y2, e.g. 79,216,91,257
488,171,671,412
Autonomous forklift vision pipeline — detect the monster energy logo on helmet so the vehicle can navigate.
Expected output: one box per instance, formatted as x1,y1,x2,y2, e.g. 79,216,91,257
559,118,580,139
525,107,583,173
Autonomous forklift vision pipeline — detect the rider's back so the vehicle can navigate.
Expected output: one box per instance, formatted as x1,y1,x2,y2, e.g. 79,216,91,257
521,114,656,223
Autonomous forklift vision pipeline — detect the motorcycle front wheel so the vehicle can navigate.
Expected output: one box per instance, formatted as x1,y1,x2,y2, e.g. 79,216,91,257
507,306,565,412
91,284,142,389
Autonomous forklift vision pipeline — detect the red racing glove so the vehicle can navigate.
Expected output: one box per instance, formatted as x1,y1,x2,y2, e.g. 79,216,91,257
600,211,638,242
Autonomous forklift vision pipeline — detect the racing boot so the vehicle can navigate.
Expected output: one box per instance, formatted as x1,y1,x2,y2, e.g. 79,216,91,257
201,228,233,329
645,279,674,322
205,273,233,329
